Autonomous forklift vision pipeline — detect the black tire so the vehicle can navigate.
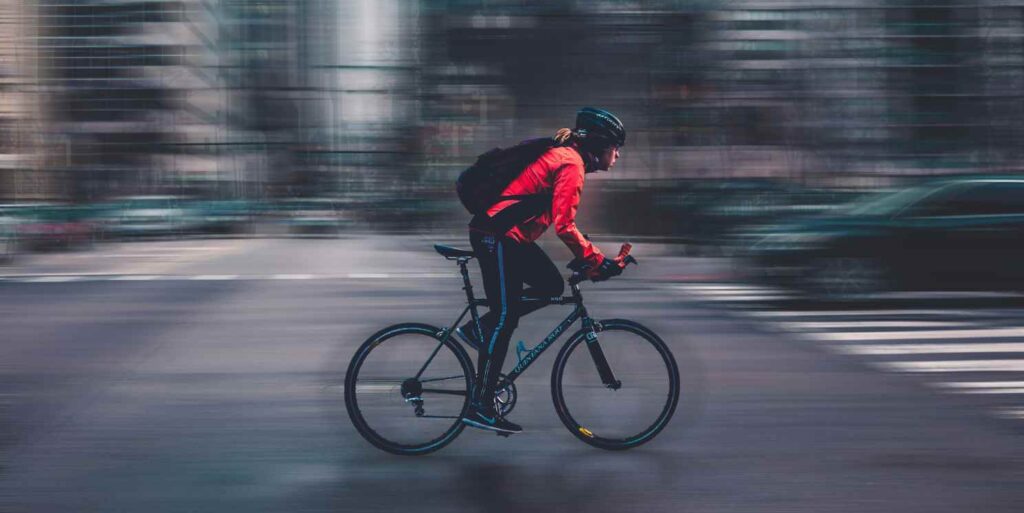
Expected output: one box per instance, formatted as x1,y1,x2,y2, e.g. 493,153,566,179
345,323,474,455
551,319,680,450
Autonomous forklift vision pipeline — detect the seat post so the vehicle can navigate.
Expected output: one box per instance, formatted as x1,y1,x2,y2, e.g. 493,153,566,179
458,257,487,344
457,257,476,303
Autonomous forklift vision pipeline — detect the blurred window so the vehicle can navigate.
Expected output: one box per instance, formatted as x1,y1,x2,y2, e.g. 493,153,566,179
904,182,1024,217
954,183,1024,216
901,184,977,217
845,185,935,217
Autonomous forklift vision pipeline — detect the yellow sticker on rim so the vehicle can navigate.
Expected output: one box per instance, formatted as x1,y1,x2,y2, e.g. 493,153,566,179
578,427,594,438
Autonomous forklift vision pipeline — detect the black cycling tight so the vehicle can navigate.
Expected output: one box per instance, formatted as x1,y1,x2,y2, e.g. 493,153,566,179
468,230,563,409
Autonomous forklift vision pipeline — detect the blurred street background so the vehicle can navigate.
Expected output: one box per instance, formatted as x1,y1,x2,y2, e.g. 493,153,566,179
4,0,1024,511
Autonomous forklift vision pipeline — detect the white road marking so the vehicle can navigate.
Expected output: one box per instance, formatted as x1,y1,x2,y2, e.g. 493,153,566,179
271,274,316,280
189,275,239,281
0,272,120,278
22,276,84,283
778,320,969,330
85,254,181,259
993,408,1024,419
946,388,1024,395
814,327,1024,342
876,360,1024,373
674,285,788,296
933,381,1024,389
347,273,390,279
675,284,787,293
700,294,790,302
668,281,1024,421
108,275,163,281
833,343,1024,356
749,309,979,318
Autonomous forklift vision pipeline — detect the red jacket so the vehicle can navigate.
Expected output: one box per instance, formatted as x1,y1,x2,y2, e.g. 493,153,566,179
486,146,604,268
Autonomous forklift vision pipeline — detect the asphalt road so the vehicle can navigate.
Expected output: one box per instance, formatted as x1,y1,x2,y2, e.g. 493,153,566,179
1,237,1023,512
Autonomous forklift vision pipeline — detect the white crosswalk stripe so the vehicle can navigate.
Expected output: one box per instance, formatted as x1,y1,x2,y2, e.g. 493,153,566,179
778,320,970,330
934,381,1024,389
933,382,1024,394
813,327,1024,342
750,309,981,318
834,343,1024,356
876,360,1024,373
670,280,1024,423
992,408,1024,419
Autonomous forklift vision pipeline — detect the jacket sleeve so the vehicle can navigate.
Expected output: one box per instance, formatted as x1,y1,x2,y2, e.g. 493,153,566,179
552,160,604,268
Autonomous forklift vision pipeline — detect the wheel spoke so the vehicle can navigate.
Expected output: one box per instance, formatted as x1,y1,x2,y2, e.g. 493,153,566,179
552,321,679,449
419,374,466,383
345,324,473,455
421,388,467,396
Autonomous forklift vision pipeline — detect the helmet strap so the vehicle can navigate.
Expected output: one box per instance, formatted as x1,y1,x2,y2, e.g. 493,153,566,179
570,145,601,173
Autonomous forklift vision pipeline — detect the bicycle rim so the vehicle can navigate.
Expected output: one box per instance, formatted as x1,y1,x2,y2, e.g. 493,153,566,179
345,323,473,455
552,319,680,450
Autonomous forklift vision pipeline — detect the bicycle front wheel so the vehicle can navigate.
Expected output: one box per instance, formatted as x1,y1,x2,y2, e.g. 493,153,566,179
345,323,473,455
551,319,680,450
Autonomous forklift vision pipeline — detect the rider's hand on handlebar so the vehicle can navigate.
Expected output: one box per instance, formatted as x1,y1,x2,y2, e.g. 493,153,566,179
586,243,633,282
588,256,623,282
568,243,636,284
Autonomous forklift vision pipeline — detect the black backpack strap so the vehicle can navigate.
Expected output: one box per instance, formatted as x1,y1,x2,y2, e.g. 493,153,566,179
470,193,552,234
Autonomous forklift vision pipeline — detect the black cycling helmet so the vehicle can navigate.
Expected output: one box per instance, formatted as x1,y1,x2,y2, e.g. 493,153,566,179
575,107,626,148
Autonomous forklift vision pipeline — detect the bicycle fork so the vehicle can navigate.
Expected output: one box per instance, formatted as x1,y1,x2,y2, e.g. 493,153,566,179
582,319,621,390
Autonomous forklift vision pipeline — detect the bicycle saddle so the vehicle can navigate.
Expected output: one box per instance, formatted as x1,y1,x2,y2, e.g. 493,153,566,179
434,244,475,259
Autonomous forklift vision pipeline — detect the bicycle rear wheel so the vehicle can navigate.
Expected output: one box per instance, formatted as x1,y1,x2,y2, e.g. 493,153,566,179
551,319,680,450
345,323,473,455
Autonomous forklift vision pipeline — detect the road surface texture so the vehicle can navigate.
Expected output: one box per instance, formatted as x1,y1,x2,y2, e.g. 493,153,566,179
1,236,1023,512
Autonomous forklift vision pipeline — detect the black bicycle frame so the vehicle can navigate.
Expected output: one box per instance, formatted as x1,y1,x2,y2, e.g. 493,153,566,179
415,256,619,388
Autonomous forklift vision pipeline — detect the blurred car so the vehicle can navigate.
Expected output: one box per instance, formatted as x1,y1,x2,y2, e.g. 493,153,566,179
2,203,97,250
267,198,350,236
94,196,204,239
0,210,19,261
698,183,861,252
193,199,259,234
640,180,857,254
743,177,1024,296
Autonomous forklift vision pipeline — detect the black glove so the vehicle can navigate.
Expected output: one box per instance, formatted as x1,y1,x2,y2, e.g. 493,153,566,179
567,258,589,273
589,257,623,282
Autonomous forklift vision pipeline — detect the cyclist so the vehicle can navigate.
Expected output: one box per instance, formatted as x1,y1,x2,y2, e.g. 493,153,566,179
459,107,628,434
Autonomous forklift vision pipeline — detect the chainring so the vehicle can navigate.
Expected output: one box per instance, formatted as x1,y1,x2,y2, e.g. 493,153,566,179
493,374,517,417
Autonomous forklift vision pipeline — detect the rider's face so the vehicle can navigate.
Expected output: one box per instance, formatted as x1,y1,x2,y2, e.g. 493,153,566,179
599,145,620,171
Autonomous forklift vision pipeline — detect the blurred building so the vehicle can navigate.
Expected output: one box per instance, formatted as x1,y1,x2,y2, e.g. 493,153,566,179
417,1,1024,189
0,0,1022,215
27,0,229,201
0,0,45,200
305,0,438,225
219,0,316,198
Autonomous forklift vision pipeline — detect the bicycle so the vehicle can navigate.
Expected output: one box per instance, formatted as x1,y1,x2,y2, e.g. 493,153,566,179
344,243,680,455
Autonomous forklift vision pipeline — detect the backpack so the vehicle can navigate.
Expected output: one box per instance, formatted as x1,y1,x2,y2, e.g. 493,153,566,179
456,137,556,216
